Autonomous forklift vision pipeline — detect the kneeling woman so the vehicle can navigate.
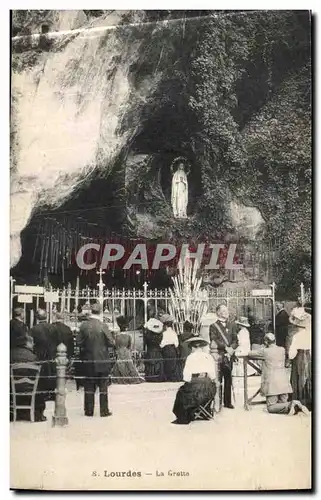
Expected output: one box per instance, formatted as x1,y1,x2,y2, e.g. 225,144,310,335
172,336,216,425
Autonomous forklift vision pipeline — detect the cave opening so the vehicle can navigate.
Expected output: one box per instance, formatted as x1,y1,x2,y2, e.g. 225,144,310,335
11,159,177,290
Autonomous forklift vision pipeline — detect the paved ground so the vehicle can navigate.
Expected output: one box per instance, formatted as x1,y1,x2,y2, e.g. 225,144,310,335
10,377,311,491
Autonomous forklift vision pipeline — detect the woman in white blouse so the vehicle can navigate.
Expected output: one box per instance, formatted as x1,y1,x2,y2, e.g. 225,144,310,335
289,309,311,411
160,314,179,382
172,336,216,425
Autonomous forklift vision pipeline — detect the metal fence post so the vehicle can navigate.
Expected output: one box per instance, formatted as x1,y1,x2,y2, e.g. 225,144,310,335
52,343,68,427
271,282,276,333
143,282,148,325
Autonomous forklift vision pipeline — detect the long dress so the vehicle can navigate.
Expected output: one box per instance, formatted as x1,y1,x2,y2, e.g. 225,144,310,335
111,332,144,384
233,327,256,378
173,351,216,424
161,328,179,382
144,330,164,382
289,320,312,410
178,332,193,380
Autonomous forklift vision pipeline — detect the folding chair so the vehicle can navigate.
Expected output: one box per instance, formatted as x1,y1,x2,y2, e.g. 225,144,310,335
10,363,41,423
194,399,215,421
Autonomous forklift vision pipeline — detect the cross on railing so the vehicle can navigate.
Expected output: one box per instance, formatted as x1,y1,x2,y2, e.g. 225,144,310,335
97,267,105,320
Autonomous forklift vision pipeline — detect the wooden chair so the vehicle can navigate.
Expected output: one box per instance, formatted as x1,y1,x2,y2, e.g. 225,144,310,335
10,363,41,423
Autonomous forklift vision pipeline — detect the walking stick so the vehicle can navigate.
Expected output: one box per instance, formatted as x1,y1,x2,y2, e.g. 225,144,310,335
231,377,236,405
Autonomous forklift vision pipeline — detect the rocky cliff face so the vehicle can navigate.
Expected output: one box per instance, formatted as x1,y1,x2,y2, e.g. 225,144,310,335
11,11,147,267
11,11,264,271
11,10,310,292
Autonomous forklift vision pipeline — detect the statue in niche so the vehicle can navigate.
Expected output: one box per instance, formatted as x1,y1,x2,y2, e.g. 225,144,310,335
171,157,189,219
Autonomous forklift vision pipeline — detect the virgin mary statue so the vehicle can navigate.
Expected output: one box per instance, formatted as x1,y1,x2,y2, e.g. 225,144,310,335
171,162,188,218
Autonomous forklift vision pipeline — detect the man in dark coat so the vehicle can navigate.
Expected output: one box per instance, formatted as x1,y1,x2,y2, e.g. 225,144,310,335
10,335,46,422
51,312,74,359
10,308,29,350
275,302,290,349
77,303,116,417
30,309,56,402
209,304,238,409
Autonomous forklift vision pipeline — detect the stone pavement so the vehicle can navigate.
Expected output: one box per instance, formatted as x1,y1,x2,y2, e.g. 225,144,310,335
10,378,311,491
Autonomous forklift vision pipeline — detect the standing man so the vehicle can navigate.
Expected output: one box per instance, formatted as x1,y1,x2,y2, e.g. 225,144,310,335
209,304,238,409
77,303,115,417
275,302,290,348
51,312,74,359
10,308,29,350
30,309,56,402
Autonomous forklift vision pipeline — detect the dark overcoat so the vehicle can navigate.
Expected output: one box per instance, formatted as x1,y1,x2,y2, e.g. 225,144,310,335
29,321,56,399
10,319,29,349
51,321,74,359
76,318,115,378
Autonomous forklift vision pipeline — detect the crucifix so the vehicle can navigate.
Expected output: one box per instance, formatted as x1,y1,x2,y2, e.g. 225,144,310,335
97,267,105,320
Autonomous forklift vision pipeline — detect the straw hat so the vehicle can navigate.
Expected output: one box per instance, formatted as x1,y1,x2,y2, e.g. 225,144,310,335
289,308,311,328
200,312,217,327
236,316,250,328
144,318,163,333
185,336,209,348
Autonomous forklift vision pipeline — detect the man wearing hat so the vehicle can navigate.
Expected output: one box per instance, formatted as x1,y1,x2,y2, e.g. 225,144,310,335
51,311,74,359
10,308,29,351
77,303,116,417
10,335,47,422
30,309,57,402
172,336,216,424
275,302,290,349
257,333,308,415
209,305,238,409
159,314,179,382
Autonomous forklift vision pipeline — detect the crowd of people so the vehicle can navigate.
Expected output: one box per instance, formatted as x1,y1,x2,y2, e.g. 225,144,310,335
9,298,312,424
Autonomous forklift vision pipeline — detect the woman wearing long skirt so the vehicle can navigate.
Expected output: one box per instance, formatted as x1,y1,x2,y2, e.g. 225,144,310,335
144,318,164,382
160,314,179,382
178,321,194,380
233,317,256,380
111,316,144,384
172,336,216,425
289,309,312,411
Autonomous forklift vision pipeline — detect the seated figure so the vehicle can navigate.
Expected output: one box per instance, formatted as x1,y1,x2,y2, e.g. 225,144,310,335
10,335,46,422
172,336,216,425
